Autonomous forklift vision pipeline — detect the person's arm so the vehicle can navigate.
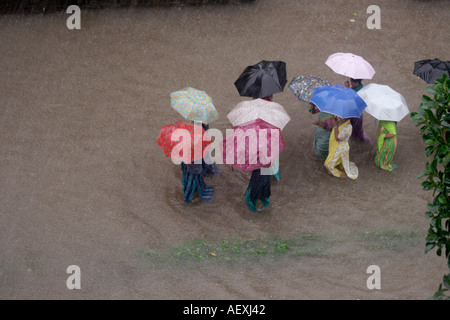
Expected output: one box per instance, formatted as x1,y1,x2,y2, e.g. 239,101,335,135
312,120,327,129
380,126,395,139
334,126,341,141
332,118,341,141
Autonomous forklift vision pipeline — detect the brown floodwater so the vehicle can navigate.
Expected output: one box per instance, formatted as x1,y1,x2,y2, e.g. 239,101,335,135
0,0,449,300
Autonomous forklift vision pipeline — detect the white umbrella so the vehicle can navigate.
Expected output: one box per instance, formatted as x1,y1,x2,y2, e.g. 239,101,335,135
227,99,291,130
357,83,410,121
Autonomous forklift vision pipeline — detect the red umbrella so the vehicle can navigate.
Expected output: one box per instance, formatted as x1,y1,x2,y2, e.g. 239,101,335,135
221,118,285,172
157,121,211,164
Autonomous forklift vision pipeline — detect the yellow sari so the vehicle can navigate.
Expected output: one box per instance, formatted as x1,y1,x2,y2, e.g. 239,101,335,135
324,120,358,179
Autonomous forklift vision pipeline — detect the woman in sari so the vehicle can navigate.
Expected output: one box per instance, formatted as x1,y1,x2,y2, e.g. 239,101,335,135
345,78,372,144
260,95,280,181
181,122,215,203
181,162,214,203
244,169,271,212
375,120,397,171
201,123,220,176
324,117,359,179
311,104,333,159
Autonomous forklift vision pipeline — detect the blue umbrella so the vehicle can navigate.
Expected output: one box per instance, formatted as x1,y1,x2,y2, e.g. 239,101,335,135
310,85,367,118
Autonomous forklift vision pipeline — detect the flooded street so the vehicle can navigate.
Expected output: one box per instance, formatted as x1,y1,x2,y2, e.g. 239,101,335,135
0,0,449,299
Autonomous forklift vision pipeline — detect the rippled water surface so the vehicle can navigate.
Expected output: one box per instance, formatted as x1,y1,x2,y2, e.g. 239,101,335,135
0,0,449,299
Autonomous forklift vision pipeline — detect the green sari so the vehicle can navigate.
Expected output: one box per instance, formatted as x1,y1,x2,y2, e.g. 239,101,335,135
313,112,332,159
375,121,397,171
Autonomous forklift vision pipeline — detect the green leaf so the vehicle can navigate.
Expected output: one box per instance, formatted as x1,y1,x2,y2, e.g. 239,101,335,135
444,154,450,167
425,243,436,253
422,181,430,190
438,195,447,205
444,274,450,289
427,204,440,213
425,85,436,95
410,112,423,122
416,170,428,180
424,109,439,124
422,94,433,102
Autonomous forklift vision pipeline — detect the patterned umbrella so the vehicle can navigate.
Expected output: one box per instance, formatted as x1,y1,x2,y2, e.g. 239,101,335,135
288,75,332,103
157,121,211,164
221,119,285,172
325,52,375,80
227,99,291,131
170,87,219,124
310,85,367,118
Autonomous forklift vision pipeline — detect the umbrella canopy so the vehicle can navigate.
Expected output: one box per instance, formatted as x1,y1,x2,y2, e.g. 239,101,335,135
170,87,219,124
310,85,367,118
234,60,287,98
221,118,285,172
325,52,375,80
157,121,211,164
227,98,291,130
413,58,450,84
288,75,332,103
357,83,410,122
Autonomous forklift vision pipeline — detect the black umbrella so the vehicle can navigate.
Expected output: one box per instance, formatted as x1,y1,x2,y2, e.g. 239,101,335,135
234,60,287,99
413,58,450,84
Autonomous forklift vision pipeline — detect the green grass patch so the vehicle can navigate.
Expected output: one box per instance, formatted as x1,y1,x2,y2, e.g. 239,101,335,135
358,229,424,251
138,229,425,267
138,234,326,266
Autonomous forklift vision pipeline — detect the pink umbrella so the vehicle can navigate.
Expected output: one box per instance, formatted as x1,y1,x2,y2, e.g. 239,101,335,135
221,119,285,172
325,52,375,80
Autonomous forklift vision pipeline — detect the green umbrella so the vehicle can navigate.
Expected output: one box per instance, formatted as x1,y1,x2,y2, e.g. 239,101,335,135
170,87,219,125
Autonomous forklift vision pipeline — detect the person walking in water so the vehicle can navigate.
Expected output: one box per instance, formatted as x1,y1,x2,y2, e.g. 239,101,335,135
324,116,359,179
200,123,220,177
375,120,398,171
244,169,271,212
310,103,333,159
344,78,372,144
181,122,215,203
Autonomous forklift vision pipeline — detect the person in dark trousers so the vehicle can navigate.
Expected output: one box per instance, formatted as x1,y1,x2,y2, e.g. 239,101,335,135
180,122,216,203
344,78,372,144
244,169,271,212
201,123,220,176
